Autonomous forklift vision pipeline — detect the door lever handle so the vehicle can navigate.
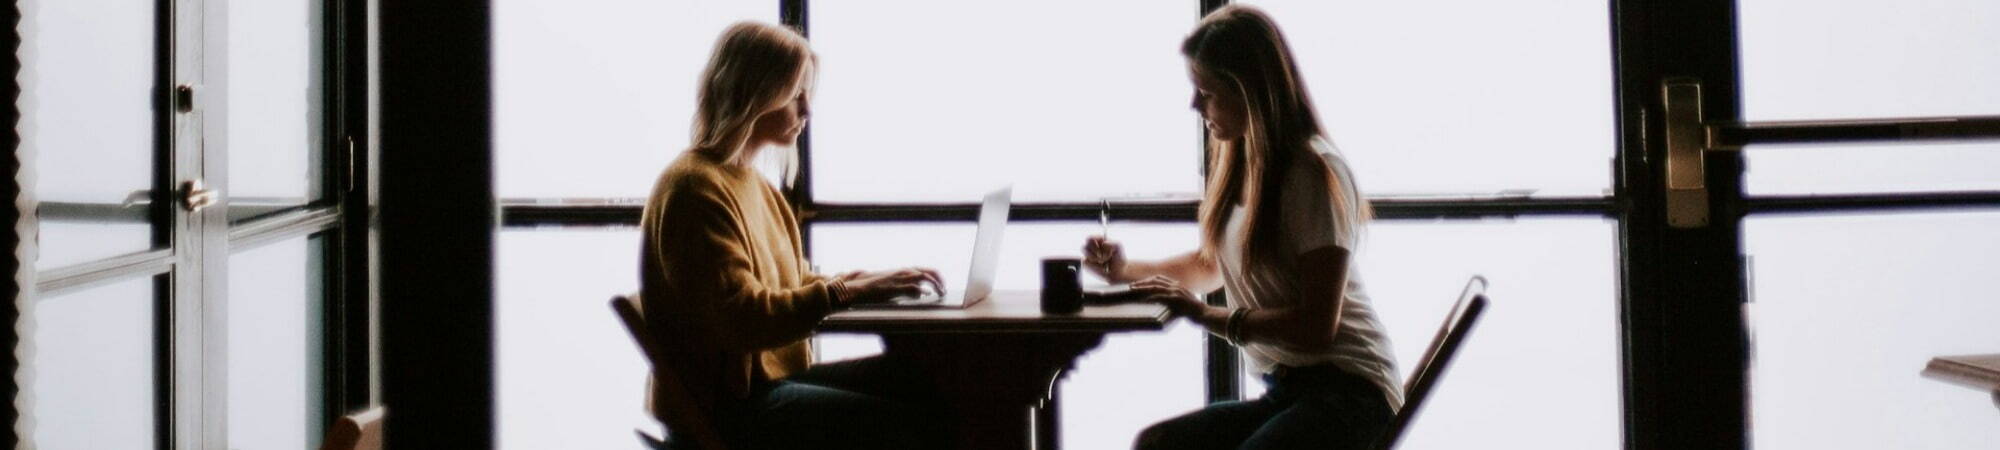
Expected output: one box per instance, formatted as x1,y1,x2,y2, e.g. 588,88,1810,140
181,179,218,212
1662,78,1709,228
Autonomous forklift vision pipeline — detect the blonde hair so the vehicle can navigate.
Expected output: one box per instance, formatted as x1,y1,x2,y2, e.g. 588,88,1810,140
691,21,816,184
1183,5,1371,269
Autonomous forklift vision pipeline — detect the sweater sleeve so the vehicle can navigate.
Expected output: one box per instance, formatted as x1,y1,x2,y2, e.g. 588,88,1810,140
650,178,835,353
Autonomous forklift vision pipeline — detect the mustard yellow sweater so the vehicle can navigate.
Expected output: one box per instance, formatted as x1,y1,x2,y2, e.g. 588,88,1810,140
639,151,836,420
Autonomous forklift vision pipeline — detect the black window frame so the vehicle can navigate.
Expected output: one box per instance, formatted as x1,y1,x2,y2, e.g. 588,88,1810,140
140,0,2000,449
487,2,2000,449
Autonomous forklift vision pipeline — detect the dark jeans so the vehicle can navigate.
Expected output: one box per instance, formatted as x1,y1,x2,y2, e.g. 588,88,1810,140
1135,365,1393,450
711,355,953,450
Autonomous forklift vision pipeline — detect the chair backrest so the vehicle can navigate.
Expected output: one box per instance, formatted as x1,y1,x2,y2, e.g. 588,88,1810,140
1371,276,1489,450
612,295,729,450
318,406,384,450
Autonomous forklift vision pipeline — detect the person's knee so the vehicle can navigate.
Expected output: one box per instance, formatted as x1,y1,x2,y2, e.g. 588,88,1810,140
1133,419,1189,450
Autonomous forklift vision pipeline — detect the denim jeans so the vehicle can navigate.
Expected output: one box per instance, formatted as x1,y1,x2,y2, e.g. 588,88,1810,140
1134,365,1394,450
710,355,954,450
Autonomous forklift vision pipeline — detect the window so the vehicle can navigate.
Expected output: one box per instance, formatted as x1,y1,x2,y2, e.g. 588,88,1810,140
809,0,1202,203
495,0,776,200
24,0,159,270
494,1,1628,448
1726,1,2000,448
18,0,358,447
1239,0,1614,197
494,229,650,450
1746,212,2000,449
225,0,326,223
476,1,2000,449
28,277,158,449
1738,0,2000,121
227,236,329,449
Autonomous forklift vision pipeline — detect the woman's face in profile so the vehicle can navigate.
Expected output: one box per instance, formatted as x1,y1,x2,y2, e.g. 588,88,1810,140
750,63,815,148
1188,63,1247,141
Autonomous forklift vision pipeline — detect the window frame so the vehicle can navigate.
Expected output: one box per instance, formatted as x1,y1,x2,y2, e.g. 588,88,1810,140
3,0,373,447
470,1,2000,450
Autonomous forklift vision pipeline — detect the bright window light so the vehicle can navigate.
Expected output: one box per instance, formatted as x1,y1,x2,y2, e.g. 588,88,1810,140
1746,211,2000,449
1739,0,2000,121
809,1,1204,203
495,0,776,200
1239,0,1614,197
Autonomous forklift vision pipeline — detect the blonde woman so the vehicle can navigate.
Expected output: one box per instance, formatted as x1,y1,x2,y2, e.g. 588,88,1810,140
640,21,948,449
1083,6,1401,449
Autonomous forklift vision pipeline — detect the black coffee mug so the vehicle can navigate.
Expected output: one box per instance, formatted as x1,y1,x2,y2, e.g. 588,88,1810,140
1041,257,1084,314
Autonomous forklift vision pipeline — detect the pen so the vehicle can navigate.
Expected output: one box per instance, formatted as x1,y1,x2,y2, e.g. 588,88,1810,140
1099,199,1111,238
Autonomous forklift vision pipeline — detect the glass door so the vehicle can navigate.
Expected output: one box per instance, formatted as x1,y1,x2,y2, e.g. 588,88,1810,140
23,0,187,446
1616,1,2000,448
18,0,360,448
1731,1,2000,449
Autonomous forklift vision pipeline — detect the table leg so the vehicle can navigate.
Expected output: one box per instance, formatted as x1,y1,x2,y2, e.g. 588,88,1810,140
883,333,1104,450
1036,388,1060,450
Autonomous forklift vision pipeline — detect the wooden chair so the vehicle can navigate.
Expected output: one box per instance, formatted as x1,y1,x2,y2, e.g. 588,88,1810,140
612,295,729,450
318,406,385,450
1371,276,1490,450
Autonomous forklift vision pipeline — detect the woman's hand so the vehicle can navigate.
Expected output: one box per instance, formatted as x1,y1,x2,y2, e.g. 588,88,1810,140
840,267,944,304
1129,275,1208,318
1082,235,1128,283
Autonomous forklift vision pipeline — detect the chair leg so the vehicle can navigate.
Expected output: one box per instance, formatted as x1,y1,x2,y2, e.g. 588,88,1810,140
635,428,669,450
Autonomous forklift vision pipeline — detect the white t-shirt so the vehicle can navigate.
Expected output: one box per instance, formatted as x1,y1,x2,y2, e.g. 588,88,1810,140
1217,137,1403,410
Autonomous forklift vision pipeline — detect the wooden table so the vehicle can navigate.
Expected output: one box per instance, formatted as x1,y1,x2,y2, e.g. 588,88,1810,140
821,290,1172,450
1922,354,2000,410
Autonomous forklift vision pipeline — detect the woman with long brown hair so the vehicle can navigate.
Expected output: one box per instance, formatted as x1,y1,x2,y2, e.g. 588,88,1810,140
640,21,948,449
1084,5,1401,449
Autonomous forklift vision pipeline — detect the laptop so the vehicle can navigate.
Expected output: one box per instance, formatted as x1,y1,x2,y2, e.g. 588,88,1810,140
850,186,1011,309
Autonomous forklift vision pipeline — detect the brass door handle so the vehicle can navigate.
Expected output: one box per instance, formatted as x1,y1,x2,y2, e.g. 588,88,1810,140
181,179,218,212
1662,78,1711,229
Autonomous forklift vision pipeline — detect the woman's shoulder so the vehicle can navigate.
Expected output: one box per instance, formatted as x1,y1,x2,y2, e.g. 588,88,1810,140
649,152,737,204
1284,138,1337,186
1304,136,1351,170
659,151,733,185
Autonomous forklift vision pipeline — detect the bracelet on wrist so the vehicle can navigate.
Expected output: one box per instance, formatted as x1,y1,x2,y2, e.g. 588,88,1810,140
1225,307,1250,345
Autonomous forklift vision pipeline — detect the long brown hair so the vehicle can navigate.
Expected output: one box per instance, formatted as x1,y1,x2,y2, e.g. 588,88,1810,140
690,21,816,182
1183,5,1370,270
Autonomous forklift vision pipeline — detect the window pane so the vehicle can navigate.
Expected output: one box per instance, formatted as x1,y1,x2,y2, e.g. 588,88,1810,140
228,236,326,449
1240,218,1620,449
1745,142,2000,195
1746,211,2000,449
226,0,325,223
810,1,1204,203
812,223,1206,450
1739,0,2000,121
494,0,775,199
1064,321,1206,450
1237,0,1614,197
496,228,649,450
24,0,159,269
30,276,157,449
